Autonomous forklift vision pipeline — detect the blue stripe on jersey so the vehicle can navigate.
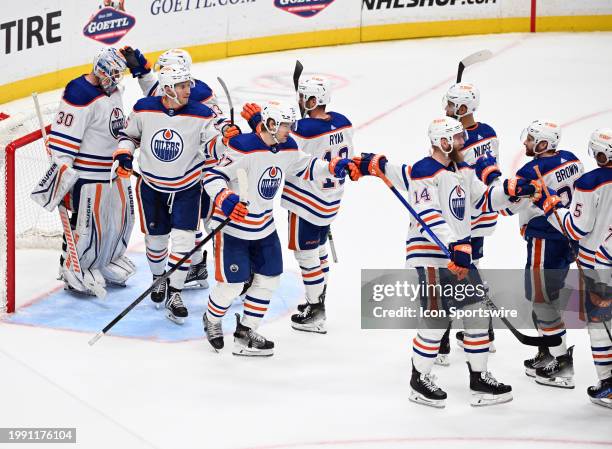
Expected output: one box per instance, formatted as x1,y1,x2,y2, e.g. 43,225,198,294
464,348,490,354
202,175,224,186
579,245,596,255
207,168,230,181
73,165,111,173
147,81,159,97
212,215,275,233
401,165,410,190
77,152,112,161
49,130,82,143
569,216,588,236
472,222,497,231
141,161,204,181
49,145,77,157
246,209,273,218
406,253,448,260
413,347,437,358
418,208,442,217
601,247,612,260
284,181,341,206
281,195,338,219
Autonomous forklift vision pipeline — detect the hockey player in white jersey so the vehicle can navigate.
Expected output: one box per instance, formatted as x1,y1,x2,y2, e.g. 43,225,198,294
354,117,543,407
201,100,359,356
533,128,612,407
280,75,355,333
115,64,223,324
442,83,500,359
512,120,584,388
44,47,136,295
121,46,240,289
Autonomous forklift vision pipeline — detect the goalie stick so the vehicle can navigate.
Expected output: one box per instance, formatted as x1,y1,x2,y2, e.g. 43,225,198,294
88,168,249,346
376,168,562,347
32,92,106,299
456,49,493,83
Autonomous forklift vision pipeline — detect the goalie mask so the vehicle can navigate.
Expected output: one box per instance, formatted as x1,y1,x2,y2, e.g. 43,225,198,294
93,47,127,95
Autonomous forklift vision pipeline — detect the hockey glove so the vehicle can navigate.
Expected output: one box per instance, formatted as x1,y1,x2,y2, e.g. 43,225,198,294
112,149,133,178
475,151,501,185
215,189,249,222
355,153,387,177
533,187,561,217
120,46,150,78
329,157,361,180
241,103,262,132
448,240,472,281
503,177,542,200
222,124,241,146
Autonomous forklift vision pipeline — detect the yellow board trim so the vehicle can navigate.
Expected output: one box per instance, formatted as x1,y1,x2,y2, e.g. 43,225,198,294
1,14,611,105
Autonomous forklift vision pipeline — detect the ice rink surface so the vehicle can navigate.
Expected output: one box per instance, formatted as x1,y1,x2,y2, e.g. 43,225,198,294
1,31,612,449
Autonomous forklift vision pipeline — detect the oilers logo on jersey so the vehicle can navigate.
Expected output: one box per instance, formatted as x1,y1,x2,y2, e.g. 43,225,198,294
449,185,466,220
258,166,283,200
109,107,125,138
151,129,184,162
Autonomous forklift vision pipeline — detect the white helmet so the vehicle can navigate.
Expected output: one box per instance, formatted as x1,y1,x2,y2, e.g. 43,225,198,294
444,83,480,118
93,47,127,94
428,117,465,154
158,64,194,103
588,128,612,163
261,100,298,143
155,48,192,72
521,120,561,154
297,75,331,113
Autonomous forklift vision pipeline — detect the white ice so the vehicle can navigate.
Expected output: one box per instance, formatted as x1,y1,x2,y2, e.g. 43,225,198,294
1,31,612,449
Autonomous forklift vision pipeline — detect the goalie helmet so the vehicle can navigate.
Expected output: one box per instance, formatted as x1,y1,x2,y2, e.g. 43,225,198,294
521,120,561,154
261,100,298,142
92,47,127,94
428,117,465,154
158,65,194,103
444,83,480,118
297,75,331,110
155,48,192,72
588,128,612,163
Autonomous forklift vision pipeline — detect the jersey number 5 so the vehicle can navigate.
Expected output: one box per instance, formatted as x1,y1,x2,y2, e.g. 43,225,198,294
322,146,348,189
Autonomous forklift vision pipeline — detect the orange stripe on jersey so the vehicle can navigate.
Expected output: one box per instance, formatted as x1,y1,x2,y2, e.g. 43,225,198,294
74,158,113,167
244,303,267,312
146,169,200,187
533,238,545,303
579,252,595,263
214,231,224,282
49,137,79,150
288,212,297,250
135,177,146,234
302,270,323,279
283,187,340,213
406,244,442,252
471,215,497,226
413,338,439,352
169,254,191,264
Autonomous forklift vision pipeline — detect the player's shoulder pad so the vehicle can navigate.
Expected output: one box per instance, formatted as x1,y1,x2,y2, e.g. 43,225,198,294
557,150,581,164
227,132,266,153
575,167,612,191
516,159,537,180
410,156,447,180
62,75,105,107
133,96,163,112
180,100,215,119
456,161,472,170
475,122,497,137
279,135,299,151
293,112,352,138
190,79,214,103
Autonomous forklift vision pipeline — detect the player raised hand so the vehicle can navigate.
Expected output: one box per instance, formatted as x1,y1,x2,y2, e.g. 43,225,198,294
215,188,249,222
120,46,151,78
328,156,361,181
241,102,262,132
112,149,133,178
447,240,472,280
474,151,501,185
221,123,241,146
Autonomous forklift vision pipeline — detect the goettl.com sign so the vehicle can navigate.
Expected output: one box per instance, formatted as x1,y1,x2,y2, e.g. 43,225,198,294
274,0,335,18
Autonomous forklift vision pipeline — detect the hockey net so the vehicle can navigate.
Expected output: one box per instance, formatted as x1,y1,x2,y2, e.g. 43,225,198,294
1,103,61,313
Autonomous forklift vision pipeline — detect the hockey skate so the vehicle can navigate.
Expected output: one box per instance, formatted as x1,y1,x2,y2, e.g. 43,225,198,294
456,329,496,353
297,285,326,313
435,330,451,366
150,274,168,309
203,313,224,352
232,314,274,357
291,301,326,334
468,362,512,406
165,287,188,325
587,376,612,409
535,346,575,389
409,364,447,408
185,252,209,289
524,346,554,378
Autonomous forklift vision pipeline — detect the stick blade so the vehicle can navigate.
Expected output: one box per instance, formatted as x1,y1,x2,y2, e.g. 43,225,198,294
88,332,103,346
461,49,493,67
293,60,304,92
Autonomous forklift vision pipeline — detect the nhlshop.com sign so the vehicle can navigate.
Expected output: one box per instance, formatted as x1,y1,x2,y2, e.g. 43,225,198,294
363,0,496,9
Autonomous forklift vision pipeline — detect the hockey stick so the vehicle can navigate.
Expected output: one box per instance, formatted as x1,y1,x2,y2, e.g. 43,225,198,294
217,77,234,125
456,50,493,83
376,169,562,347
32,93,106,299
88,168,249,346
534,166,612,342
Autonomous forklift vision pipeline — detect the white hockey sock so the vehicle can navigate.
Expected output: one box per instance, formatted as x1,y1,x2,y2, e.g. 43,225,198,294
412,328,446,374
145,234,169,277
534,302,567,357
295,249,325,303
588,321,612,380
168,229,195,290
241,274,279,330
206,282,244,324
463,329,490,372
319,244,330,284
191,230,204,265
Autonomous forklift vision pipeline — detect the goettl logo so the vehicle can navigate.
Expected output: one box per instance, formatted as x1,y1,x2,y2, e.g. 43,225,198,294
258,166,283,200
83,2,136,45
151,129,184,162
274,0,335,18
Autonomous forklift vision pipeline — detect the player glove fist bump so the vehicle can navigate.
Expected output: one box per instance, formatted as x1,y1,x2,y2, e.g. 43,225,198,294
215,188,249,222
241,103,262,132
353,153,387,177
328,157,361,181
120,46,150,78
221,123,241,146
532,187,562,217
503,177,542,201
112,149,133,178
475,151,501,185
447,240,472,281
